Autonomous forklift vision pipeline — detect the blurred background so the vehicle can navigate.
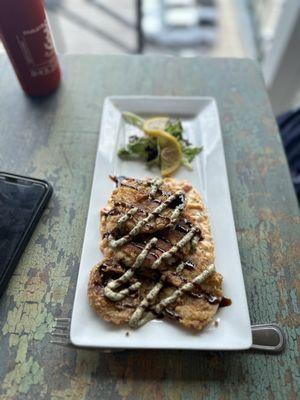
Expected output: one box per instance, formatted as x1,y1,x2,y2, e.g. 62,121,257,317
1,0,299,115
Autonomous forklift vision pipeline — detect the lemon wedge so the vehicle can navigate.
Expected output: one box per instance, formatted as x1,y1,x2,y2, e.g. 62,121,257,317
143,117,182,176
143,116,169,132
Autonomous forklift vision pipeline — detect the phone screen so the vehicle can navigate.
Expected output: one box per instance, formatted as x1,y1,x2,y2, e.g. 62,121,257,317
0,175,48,283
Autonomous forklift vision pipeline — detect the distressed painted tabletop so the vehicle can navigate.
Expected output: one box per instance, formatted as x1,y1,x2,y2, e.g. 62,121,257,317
0,54,299,400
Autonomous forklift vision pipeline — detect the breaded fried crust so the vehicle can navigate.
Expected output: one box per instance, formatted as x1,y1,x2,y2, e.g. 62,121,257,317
100,178,214,277
88,176,226,331
88,259,223,330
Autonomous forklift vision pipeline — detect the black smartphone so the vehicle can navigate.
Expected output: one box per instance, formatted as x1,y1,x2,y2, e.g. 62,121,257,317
0,172,52,296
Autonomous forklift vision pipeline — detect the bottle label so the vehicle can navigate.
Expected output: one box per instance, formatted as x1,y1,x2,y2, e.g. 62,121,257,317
16,18,58,77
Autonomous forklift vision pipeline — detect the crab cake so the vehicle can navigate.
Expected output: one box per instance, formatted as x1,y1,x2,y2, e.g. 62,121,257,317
101,176,184,236
88,258,224,330
100,177,214,280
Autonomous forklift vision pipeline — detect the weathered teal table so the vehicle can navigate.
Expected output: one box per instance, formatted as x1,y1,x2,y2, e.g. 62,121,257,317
0,54,299,400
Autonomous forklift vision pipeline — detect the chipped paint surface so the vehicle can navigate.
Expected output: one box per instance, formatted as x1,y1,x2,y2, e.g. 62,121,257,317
0,55,299,399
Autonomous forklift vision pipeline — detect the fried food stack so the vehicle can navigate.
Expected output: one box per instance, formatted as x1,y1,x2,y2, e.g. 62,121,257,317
88,176,223,330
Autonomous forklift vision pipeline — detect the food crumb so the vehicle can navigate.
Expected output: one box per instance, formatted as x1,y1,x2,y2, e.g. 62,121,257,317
214,319,219,327
183,183,192,192
125,331,130,337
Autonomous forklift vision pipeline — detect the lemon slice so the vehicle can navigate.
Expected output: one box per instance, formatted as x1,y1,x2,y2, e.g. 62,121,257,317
143,117,182,176
143,116,170,133
158,137,182,177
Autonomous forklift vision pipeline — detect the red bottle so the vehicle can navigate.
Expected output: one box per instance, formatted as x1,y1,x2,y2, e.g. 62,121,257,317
0,0,61,96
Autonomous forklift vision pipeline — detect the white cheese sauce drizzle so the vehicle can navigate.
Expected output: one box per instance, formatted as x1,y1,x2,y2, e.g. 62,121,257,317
108,190,186,248
129,261,185,327
104,238,157,301
130,264,215,328
117,207,138,225
149,178,163,199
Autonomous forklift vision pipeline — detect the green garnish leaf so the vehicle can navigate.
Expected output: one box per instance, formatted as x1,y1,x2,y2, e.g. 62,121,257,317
122,111,145,129
181,157,193,170
165,119,183,140
182,145,203,162
118,136,158,163
166,119,202,167
117,147,135,160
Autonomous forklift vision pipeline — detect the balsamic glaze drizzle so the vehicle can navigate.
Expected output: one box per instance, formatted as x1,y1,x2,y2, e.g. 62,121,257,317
101,176,231,325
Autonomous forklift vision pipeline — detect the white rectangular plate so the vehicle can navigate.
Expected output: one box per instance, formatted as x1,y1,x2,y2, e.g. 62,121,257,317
71,96,251,350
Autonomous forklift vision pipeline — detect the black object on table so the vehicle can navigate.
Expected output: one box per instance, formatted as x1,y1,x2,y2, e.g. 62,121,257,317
277,107,300,202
